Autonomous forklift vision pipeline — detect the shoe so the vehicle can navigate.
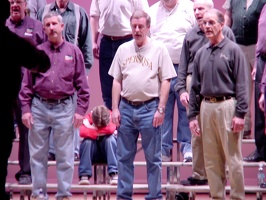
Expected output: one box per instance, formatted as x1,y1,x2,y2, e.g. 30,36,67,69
18,174,32,185
74,153,79,161
183,156,192,162
109,173,118,185
183,152,192,162
0,192,11,200
243,155,263,162
243,151,263,162
78,176,90,185
175,192,189,200
162,155,171,162
48,152,55,161
243,130,252,139
260,182,266,188
180,176,208,186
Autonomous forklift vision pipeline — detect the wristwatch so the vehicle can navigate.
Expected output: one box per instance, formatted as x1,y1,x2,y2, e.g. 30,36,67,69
157,107,165,114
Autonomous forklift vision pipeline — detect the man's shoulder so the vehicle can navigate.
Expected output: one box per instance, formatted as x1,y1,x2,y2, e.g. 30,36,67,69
37,41,48,49
186,26,200,36
63,40,83,52
223,25,232,32
117,40,134,49
25,16,43,26
69,2,87,16
150,38,166,47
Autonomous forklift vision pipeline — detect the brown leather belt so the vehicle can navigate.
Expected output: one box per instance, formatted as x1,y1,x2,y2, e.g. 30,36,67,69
122,97,158,106
103,34,132,41
34,95,71,104
204,96,232,103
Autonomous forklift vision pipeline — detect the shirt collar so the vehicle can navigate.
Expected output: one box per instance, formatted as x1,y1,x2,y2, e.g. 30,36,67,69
49,40,65,52
7,16,25,26
207,37,228,50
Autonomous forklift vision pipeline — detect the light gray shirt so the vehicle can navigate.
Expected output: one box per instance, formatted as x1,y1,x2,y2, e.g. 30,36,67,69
28,0,47,19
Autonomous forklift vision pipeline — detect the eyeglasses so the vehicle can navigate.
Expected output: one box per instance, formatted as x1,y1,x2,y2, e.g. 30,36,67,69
9,0,25,5
202,20,218,27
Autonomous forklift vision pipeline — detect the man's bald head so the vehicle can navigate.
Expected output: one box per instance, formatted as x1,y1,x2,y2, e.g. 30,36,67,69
193,0,214,28
194,0,214,8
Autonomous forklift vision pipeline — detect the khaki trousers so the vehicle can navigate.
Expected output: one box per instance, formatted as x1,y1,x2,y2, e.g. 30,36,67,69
200,99,245,200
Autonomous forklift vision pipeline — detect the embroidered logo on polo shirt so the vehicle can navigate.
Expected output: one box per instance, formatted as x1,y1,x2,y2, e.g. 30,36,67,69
24,28,33,36
65,55,73,61
220,53,229,60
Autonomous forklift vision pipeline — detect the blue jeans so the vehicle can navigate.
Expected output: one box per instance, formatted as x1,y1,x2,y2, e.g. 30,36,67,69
162,64,192,157
99,36,132,110
28,97,75,199
116,99,163,200
49,93,80,156
49,128,80,156
78,135,118,178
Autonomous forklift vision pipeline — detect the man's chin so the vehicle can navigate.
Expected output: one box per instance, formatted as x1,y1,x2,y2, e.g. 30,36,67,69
11,14,21,20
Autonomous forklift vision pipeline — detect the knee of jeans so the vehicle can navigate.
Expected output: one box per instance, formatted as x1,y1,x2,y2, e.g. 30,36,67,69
81,138,93,146
106,135,117,145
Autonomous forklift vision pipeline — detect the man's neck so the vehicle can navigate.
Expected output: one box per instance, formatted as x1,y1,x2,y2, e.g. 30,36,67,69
210,35,224,46
56,0,69,10
136,37,150,48
11,15,25,24
163,0,179,11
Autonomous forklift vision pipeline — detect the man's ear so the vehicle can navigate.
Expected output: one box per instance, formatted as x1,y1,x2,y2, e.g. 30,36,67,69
219,21,224,31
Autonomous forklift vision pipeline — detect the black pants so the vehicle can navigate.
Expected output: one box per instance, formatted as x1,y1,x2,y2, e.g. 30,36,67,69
13,98,31,180
0,103,15,199
254,56,266,160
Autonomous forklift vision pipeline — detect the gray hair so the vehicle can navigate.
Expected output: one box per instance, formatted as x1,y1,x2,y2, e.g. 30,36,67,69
42,11,63,25
130,10,151,27
194,0,214,9
205,8,225,24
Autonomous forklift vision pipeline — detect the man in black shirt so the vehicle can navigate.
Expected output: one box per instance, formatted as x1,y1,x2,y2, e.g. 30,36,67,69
0,1,50,199
188,8,248,199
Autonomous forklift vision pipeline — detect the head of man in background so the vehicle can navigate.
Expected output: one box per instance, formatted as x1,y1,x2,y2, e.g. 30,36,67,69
193,0,214,29
9,0,27,23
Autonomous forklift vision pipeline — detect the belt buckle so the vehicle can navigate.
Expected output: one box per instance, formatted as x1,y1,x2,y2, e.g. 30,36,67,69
111,36,116,41
210,97,217,103
131,101,139,106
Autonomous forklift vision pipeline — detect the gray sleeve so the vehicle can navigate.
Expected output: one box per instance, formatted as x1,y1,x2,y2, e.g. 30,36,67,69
233,45,249,118
188,53,201,121
223,26,236,42
78,7,94,71
28,0,47,19
176,36,190,95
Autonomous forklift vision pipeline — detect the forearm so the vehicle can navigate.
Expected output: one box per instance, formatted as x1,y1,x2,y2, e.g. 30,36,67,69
158,79,171,109
112,79,122,110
